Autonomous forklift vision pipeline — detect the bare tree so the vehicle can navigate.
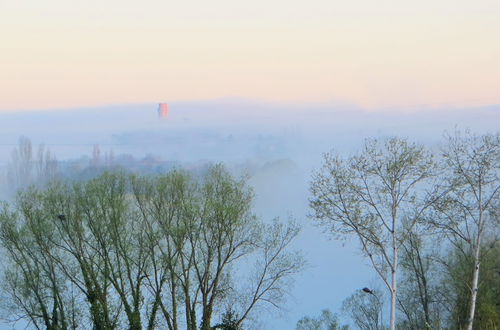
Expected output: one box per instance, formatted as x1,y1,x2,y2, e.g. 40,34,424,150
6,137,58,195
7,136,33,192
310,137,435,330
233,219,303,328
91,145,101,168
429,131,499,330
36,144,58,187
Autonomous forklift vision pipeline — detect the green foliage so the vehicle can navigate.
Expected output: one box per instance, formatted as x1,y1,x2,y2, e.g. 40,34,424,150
310,132,499,330
213,308,242,330
444,243,500,329
0,165,303,330
310,137,436,330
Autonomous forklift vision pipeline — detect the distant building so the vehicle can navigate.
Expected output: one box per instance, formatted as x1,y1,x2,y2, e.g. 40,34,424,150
158,103,169,118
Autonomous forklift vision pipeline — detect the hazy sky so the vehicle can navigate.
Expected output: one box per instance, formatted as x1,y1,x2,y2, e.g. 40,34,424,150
1,0,500,111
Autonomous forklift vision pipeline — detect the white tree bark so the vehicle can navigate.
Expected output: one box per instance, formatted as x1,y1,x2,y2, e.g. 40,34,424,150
390,205,398,330
309,138,436,330
390,244,398,330
466,207,483,330
432,131,499,330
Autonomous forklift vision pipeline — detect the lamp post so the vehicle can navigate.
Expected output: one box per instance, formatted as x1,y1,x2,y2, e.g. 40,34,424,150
361,287,383,330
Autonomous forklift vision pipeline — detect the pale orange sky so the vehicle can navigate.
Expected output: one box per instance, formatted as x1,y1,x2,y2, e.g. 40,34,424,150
1,0,499,111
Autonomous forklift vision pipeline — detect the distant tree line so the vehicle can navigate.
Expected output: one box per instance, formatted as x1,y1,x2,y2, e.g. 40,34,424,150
0,166,304,329
3,138,185,198
2,138,293,201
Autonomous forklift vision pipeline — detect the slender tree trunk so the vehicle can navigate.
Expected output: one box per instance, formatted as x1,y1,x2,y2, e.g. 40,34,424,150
466,209,483,330
408,236,431,328
416,256,431,329
390,207,398,330
390,247,398,330
147,291,161,330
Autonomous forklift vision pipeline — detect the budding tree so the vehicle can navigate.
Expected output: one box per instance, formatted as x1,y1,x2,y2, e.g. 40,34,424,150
310,137,435,330
429,131,499,330
0,166,304,330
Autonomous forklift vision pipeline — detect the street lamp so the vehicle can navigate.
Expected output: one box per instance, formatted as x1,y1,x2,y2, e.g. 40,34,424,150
361,287,383,329
362,287,374,294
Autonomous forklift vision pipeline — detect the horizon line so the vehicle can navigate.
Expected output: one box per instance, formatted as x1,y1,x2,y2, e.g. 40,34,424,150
0,97,499,115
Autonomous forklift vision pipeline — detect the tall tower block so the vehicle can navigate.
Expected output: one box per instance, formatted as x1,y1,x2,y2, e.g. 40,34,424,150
158,103,169,118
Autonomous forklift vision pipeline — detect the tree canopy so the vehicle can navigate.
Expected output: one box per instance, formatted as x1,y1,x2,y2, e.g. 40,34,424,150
0,166,304,330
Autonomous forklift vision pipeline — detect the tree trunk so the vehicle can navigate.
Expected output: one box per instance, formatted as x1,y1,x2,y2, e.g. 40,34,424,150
465,210,483,330
390,249,398,330
201,299,213,330
390,204,398,330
